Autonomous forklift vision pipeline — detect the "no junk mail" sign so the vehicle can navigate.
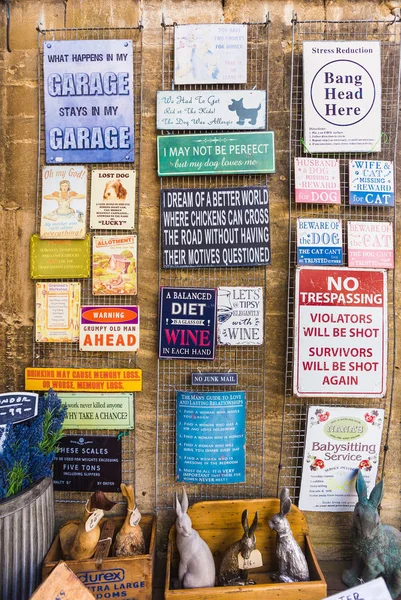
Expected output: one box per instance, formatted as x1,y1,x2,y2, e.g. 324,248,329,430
294,267,387,398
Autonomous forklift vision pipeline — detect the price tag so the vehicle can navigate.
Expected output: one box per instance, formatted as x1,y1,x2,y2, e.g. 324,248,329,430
130,507,141,527
238,549,263,570
85,509,104,532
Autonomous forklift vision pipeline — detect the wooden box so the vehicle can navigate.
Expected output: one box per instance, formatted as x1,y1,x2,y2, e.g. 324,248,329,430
31,562,95,599
166,498,327,600
42,514,156,600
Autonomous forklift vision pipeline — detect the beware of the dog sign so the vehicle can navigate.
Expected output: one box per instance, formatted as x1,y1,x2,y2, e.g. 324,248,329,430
90,169,135,230
157,91,266,131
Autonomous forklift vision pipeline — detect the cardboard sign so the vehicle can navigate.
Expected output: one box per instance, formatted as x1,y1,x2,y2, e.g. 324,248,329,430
294,267,387,397
90,169,135,229
174,24,247,84
30,235,90,279
157,132,275,176
303,41,381,153
176,391,246,484
80,306,139,352
0,392,38,426
349,160,394,206
295,158,341,204
25,367,142,392
53,434,121,492
217,287,263,345
191,372,238,386
92,235,137,296
297,218,343,265
36,282,80,343
44,39,134,164
60,393,134,430
323,577,391,600
299,406,384,512
161,186,270,268
157,90,266,130
30,562,96,600
159,287,217,360
348,221,393,268
40,165,87,239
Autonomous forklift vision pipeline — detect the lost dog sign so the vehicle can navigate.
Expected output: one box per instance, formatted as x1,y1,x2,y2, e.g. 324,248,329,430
157,91,266,130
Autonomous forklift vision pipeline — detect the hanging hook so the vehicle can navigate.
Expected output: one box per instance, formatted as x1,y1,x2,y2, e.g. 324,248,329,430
4,0,11,52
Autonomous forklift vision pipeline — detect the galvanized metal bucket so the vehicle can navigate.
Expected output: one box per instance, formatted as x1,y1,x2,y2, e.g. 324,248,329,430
0,477,55,600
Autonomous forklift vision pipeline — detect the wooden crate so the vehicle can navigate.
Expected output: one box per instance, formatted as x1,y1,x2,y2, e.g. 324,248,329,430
31,562,95,599
43,514,156,600
165,499,327,600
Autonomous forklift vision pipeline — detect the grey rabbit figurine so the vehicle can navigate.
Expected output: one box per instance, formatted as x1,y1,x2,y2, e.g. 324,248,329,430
218,509,259,586
268,488,310,583
342,471,401,599
175,488,216,589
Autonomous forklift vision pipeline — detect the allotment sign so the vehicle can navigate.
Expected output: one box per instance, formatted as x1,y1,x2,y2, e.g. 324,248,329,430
44,39,134,163
294,267,387,398
161,186,270,268
157,90,266,130
176,391,246,484
157,132,275,176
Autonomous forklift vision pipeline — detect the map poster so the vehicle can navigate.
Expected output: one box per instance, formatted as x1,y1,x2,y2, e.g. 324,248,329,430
294,158,340,204
299,406,384,512
40,165,87,239
297,218,343,266
80,305,139,352
176,391,246,484
35,282,80,343
157,90,266,130
348,221,394,269
217,287,263,346
159,287,217,360
53,434,122,492
303,41,381,153
349,160,394,206
44,39,134,163
92,235,137,296
174,24,247,85
294,267,387,398
90,169,135,230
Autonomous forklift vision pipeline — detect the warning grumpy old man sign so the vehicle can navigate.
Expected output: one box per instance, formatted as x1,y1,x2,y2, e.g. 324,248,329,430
161,187,270,268
294,268,387,398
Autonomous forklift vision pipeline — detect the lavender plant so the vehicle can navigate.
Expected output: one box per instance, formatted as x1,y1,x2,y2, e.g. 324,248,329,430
0,389,67,500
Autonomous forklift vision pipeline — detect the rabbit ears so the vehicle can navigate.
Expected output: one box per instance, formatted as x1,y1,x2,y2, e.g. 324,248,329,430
279,487,292,516
241,509,259,535
356,470,384,508
175,487,189,517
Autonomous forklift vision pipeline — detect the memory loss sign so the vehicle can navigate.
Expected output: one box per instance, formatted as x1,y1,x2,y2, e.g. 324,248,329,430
162,187,270,268
44,40,134,163
157,132,275,176
303,41,381,152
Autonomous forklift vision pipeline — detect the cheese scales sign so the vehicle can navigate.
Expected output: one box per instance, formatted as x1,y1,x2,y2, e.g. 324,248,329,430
303,41,381,153
294,268,387,397
80,306,139,352
44,40,134,163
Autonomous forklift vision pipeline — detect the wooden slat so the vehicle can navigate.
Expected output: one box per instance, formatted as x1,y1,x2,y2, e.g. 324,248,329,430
30,562,95,599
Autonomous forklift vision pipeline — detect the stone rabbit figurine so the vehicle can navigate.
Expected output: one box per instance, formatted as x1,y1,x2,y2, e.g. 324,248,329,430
218,509,259,586
175,488,216,588
342,471,401,599
268,488,310,583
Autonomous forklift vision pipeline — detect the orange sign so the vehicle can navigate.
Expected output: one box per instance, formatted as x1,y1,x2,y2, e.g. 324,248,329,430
25,367,142,392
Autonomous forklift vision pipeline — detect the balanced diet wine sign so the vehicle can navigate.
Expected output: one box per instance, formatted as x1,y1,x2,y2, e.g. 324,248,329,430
294,268,387,398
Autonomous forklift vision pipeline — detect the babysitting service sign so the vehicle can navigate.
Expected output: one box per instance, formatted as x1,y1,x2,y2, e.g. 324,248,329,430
44,40,134,163
294,267,387,398
299,406,384,512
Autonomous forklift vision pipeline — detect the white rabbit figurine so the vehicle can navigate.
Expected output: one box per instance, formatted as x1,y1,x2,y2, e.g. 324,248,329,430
175,488,216,588
268,488,310,583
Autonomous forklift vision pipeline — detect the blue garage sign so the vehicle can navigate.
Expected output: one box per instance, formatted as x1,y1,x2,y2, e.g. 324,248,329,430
44,39,134,164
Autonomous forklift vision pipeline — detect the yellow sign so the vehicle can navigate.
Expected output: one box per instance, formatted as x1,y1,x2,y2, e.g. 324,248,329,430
25,367,142,392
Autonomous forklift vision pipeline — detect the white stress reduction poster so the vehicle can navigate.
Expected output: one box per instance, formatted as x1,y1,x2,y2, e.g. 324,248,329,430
299,406,384,512
303,41,381,153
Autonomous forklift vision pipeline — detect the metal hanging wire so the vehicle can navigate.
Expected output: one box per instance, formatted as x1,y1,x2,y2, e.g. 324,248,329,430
278,13,401,501
156,16,271,510
35,23,143,504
